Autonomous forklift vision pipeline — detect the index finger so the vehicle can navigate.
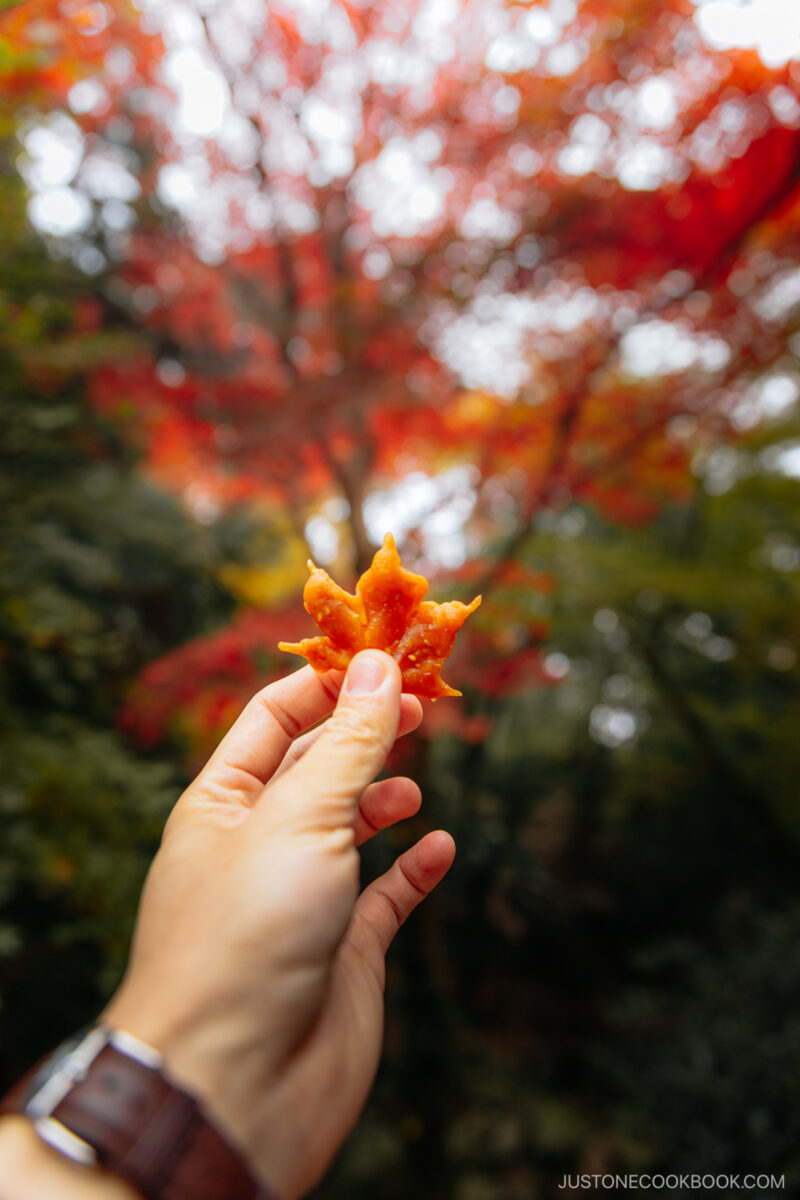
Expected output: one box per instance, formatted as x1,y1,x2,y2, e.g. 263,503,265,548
196,665,345,793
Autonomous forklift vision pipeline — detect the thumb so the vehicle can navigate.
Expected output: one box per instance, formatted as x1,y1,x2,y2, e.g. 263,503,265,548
257,650,402,835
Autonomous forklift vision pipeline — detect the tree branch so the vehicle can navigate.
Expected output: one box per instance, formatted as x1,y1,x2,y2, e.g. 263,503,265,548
472,140,800,599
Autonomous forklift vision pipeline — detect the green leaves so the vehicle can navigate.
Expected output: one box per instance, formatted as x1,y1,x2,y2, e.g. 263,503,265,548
0,191,239,1077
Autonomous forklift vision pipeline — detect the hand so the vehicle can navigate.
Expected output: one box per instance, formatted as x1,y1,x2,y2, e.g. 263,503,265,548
103,649,455,1199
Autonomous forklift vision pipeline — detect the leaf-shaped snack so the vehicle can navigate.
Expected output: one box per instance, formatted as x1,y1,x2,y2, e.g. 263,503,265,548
278,533,481,699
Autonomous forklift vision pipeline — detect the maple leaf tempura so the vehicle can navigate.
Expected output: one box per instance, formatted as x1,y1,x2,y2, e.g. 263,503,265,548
279,534,481,699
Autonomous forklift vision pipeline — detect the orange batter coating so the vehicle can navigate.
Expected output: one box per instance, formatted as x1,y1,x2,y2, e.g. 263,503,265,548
278,533,481,699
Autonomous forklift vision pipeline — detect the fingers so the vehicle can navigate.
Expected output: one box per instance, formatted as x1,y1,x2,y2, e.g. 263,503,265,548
256,650,402,835
354,776,421,847
195,665,344,793
272,693,423,781
351,830,456,957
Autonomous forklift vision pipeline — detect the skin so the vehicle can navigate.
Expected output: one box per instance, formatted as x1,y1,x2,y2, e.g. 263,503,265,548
0,650,455,1199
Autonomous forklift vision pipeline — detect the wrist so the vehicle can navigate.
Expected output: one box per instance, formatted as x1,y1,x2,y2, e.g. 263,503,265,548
101,986,268,1163
1,1024,276,1200
0,1115,140,1200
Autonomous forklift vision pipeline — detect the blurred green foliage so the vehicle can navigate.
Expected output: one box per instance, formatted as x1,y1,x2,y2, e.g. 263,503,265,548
0,171,237,1080
323,469,800,1198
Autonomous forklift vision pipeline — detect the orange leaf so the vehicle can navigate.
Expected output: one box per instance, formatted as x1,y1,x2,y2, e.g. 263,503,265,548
279,534,481,700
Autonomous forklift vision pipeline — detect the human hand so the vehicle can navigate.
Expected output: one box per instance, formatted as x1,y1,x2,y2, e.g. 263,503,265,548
103,649,455,1199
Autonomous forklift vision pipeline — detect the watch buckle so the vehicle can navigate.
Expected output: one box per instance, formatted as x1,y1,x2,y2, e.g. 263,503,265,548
26,1026,110,1120
33,1116,98,1167
24,1026,112,1169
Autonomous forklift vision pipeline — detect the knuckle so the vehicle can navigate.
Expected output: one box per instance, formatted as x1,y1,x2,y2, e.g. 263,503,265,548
327,703,391,751
375,885,406,929
255,687,302,738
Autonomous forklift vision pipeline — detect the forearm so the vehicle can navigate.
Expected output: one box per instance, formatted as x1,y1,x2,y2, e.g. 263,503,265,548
0,1116,141,1200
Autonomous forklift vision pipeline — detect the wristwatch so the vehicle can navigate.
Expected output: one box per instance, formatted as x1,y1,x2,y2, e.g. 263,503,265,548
0,1025,275,1200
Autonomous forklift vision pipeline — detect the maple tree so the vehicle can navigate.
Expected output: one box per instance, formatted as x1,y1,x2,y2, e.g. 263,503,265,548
15,0,798,726
4,1,800,1195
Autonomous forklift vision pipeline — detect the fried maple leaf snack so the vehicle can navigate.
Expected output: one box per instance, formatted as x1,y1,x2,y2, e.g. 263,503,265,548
278,533,481,699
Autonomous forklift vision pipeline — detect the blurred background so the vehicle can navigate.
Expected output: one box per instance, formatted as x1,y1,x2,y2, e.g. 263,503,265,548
2,0,800,1195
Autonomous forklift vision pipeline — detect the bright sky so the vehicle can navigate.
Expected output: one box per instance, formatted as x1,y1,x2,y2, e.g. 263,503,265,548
303,465,478,569
692,0,800,68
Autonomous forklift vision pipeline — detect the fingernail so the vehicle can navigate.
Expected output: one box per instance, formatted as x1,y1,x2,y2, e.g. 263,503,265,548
345,652,388,696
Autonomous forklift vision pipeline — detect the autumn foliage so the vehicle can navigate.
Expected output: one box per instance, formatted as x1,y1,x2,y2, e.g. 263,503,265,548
5,0,792,752
4,0,800,1192
3,0,799,753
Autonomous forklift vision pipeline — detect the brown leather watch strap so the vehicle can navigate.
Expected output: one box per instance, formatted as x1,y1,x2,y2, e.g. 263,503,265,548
1,1035,275,1200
